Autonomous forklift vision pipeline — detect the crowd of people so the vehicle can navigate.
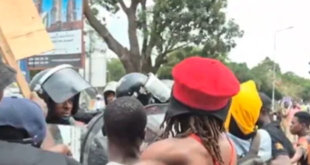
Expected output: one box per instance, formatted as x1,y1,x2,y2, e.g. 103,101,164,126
0,56,309,165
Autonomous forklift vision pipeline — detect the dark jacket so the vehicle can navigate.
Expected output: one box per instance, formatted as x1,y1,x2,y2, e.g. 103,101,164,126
0,140,81,165
262,121,295,158
74,109,101,124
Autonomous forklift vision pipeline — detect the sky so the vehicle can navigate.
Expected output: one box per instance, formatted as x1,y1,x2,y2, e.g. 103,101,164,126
96,0,310,78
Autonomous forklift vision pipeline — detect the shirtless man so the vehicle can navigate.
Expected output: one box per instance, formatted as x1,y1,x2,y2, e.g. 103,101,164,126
138,57,239,165
104,96,147,165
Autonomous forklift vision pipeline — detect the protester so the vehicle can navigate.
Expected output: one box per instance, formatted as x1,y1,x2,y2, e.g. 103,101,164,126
224,80,272,162
103,96,147,165
0,62,81,165
280,100,290,135
139,57,239,165
0,97,46,147
0,96,72,155
290,111,310,165
257,93,293,164
287,102,301,141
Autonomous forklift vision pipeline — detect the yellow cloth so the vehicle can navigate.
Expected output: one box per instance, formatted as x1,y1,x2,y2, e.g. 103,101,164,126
224,80,262,135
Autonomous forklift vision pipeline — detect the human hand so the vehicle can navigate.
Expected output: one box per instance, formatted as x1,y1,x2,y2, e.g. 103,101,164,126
48,144,72,156
30,92,47,117
74,121,85,127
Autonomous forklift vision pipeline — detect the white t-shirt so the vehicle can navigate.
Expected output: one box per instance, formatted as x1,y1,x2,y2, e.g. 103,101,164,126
228,129,272,162
106,162,123,165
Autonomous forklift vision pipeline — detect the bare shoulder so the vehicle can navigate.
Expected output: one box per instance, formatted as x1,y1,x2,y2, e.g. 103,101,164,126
141,139,180,160
141,138,210,165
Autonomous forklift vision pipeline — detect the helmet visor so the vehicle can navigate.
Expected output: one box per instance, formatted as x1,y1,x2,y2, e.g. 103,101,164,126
144,73,171,103
42,68,96,103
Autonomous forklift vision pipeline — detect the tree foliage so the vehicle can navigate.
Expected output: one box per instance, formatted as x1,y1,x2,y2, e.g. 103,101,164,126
84,0,243,73
157,47,310,101
106,58,126,81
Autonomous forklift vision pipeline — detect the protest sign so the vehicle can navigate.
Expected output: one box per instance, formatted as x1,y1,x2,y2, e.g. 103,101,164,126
47,124,85,161
0,0,54,98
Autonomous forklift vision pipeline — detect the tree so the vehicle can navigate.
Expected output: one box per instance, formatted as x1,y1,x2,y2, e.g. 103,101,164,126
157,46,229,79
226,62,254,83
299,84,310,102
157,46,199,78
107,58,126,81
158,46,310,101
84,0,243,73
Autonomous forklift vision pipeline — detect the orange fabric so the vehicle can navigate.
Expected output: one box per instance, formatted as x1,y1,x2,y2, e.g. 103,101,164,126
297,137,308,149
224,80,262,135
308,144,310,164
298,137,307,144
190,134,235,165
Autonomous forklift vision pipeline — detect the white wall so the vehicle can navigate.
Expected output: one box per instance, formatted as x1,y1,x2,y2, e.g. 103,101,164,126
79,22,107,88
82,53,107,87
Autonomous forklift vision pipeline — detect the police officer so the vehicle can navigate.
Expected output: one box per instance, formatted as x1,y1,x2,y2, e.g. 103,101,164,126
103,81,117,105
29,64,96,125
116,72,171,105
0,61,81,165
80,73,170,165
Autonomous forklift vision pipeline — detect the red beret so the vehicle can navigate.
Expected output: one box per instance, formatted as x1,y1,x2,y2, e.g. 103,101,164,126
172,56,240,111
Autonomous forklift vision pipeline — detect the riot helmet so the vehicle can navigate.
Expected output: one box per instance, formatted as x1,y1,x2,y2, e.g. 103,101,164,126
116,73,170,105
150,79,174,103
103,81,117,105
160,79,174,89
29,64,95,124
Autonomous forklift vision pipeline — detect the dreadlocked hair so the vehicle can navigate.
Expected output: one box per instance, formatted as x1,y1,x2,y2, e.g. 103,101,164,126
158,115,225,165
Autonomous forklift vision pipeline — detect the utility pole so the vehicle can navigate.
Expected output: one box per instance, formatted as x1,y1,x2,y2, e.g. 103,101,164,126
86,29,95,84
272,26,293,111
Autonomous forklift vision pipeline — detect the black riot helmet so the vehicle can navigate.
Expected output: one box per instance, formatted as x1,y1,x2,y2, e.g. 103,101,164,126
116,72,171,105
29,64,95,116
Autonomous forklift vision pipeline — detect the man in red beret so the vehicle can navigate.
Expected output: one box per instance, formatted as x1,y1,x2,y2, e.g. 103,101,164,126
138,57,240,165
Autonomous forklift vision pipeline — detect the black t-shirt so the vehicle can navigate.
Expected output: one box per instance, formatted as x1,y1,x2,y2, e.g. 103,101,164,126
262,121,295,158
0,140,81,165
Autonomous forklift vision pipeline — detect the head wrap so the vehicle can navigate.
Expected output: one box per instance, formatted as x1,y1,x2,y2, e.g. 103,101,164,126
224,80,262,135
166,56,240,122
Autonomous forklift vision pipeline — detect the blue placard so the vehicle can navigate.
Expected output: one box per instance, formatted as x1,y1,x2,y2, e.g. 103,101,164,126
19,59,30,82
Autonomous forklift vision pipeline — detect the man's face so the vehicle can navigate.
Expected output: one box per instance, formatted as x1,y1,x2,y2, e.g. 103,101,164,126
256,107,269,127
106,92,115,104
290,117,303,135
54,98,73,118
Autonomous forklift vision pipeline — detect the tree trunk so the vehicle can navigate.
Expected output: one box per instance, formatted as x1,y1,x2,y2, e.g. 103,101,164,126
84,0,138,73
